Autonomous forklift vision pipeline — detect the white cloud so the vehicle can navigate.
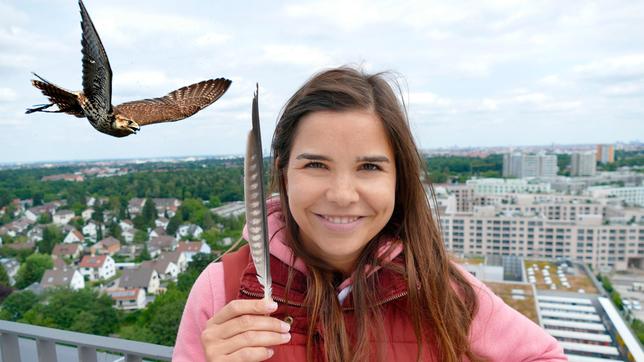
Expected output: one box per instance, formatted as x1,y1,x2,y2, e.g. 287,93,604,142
0,88,17,102
409,92,452,108
538,75,571,87
603,81,644,97
573,54,644,81
261,44,332,68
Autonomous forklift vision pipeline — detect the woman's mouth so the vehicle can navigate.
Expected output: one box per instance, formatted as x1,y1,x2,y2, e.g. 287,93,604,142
315,214,364,232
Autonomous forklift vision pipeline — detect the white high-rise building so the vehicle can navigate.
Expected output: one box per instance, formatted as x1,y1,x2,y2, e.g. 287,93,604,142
538,154,558,178
503,153,558,178
571,152,597,177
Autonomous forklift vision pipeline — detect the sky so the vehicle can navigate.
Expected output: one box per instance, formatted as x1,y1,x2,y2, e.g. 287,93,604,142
1,0,643,164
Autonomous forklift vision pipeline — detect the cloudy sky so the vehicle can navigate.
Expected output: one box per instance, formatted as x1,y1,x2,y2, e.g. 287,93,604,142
1,0,643,164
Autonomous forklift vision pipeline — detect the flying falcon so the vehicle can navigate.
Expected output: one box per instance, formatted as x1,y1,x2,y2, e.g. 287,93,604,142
26,0,232,138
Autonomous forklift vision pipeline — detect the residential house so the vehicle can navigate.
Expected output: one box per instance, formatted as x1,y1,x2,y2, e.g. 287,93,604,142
152,198,181,218
106,288,147,310
149,235,177,252
63,229,84,244
86,197,96,207
27,226,44,243
52,243,83,261
1,217,35,237
41,266,85,290
141,251,186,280
82,220,99,242
176,224,203,239
118,267,160,294
53,210,74,225
5,241,35,252
79,255,116,281
119,219,134,232
121,228,135,244
155,217,169,229
177,240,211,263
149,227,166,239
0,258,20,286
103,210,116,224
41,174,84,182
115,244,142,260
91,236,121,256
127,198,146,216
81,208,94,221
26,201,61,222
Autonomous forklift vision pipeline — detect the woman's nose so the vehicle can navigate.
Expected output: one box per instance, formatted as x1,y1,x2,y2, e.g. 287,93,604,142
326,174,359,206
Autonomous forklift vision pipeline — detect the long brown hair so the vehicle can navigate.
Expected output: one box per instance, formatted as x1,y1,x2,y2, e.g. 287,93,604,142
271,67,487,362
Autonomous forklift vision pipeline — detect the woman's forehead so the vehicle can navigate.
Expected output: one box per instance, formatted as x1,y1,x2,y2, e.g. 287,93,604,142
290,110,393,153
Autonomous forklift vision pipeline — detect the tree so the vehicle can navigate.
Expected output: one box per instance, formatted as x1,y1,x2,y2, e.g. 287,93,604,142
0,291,39,321
19,288,120,336
142,198,158,226
108,222,123,241
37,212,52,224
32,192,44,206
136,244,151,262
209,195,221,208
38,225,63,254
14,253,53,289
166,214,181,235
0,264,10,287
96,224,103,241
0,284,13,304
92,209,104,223
134,230,148,244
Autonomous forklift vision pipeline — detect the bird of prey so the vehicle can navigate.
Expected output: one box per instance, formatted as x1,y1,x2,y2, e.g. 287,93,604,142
26,0,232,138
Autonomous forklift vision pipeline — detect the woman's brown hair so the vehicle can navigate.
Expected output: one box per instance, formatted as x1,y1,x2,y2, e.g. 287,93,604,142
270,67,487,362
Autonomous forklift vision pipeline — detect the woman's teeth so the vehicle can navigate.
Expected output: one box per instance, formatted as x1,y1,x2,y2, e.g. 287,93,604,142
322,215,360,224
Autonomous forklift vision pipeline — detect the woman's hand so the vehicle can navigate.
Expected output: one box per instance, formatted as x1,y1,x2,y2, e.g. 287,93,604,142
201,299,292,361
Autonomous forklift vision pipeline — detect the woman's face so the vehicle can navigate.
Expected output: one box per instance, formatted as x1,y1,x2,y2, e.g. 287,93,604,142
285,109,396,274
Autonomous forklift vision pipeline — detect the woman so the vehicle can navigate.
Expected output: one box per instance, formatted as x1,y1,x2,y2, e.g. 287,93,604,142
173,67,566,361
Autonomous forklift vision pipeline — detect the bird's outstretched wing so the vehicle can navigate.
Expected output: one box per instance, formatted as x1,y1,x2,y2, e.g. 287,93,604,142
113,78,232,126
79,0,113,113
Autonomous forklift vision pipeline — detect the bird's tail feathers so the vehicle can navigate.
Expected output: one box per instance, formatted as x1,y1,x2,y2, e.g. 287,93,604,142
27,73,84,117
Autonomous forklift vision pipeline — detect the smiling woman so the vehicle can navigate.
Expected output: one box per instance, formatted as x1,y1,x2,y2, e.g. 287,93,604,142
173,67,567,362
285,109,397,276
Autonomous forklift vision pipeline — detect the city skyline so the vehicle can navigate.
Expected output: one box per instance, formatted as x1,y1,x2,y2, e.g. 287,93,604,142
1,0,643,163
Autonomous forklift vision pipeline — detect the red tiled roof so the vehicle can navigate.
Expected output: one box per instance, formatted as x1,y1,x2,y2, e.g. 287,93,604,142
52,243,82,256
79,255,107,268
108,288,141,301
177,241,202,253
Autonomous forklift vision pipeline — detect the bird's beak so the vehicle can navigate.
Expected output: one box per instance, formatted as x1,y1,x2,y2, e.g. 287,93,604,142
129,123,140,133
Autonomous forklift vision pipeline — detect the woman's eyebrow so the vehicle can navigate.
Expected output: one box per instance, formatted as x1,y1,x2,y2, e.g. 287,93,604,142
295,154,390,163
356,156,390,163
295,153,332,161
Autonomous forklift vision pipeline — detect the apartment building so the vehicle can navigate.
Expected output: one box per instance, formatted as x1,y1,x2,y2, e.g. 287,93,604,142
571,151,597,177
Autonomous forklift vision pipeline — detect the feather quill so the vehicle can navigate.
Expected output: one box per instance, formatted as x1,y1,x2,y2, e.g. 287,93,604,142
244,85,272,303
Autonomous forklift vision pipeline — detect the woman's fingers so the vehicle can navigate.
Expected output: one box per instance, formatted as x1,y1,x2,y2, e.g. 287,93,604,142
211,299,277,325
201,299,290,361
224,329,291,353
225,347,274,362
218,314,291,339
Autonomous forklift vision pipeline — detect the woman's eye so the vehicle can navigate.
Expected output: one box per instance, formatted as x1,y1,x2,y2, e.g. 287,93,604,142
305,162,326,169
360,163,381,171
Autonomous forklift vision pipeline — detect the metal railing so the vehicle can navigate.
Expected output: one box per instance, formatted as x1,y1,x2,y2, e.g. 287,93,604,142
0,320,173,362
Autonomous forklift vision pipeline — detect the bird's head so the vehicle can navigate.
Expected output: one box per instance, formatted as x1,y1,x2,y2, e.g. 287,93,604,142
114,115,140,135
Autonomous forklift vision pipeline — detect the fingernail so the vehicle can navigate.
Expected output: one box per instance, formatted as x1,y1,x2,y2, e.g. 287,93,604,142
281,333,291,342
267,348,274,357
280,321,291,332
265,301,278,312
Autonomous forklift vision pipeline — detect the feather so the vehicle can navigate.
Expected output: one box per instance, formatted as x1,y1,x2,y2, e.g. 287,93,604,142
244,84,272,303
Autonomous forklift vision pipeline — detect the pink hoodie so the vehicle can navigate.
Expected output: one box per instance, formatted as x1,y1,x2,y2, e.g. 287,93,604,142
173,201,567,361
